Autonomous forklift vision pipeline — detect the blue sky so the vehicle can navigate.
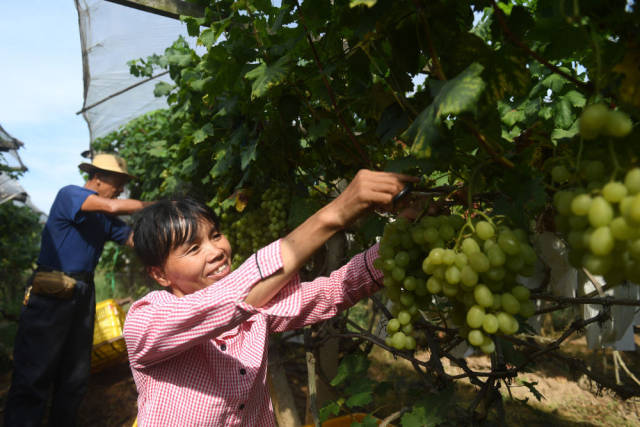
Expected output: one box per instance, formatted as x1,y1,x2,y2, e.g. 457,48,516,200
0,1,89,213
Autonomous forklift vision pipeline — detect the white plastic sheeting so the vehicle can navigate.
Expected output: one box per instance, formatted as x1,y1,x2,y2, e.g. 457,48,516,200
75,0,201,142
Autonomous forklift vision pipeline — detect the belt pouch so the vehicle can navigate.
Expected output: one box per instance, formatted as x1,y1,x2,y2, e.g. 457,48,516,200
31,271,77,299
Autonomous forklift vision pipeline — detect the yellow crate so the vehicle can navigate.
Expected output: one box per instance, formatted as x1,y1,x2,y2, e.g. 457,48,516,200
91,298,128,371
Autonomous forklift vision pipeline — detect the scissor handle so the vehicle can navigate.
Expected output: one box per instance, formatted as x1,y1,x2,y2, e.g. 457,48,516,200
392,183,414,206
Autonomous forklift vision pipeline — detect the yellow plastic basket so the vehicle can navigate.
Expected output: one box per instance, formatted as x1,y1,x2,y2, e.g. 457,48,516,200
91,298,128,371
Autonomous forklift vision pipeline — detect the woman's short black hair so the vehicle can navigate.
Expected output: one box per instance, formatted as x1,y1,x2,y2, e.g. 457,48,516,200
132,197,220,268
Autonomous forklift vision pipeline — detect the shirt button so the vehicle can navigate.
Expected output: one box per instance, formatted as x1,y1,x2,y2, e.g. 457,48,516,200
220,344,226,351
239,368,246,375
239,404,245,410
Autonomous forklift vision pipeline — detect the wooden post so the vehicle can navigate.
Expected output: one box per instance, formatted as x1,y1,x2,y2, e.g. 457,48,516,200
104,0,205,19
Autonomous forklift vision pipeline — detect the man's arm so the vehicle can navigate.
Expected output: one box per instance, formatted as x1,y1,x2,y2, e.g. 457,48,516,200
81,194,153,215
244,170,417,307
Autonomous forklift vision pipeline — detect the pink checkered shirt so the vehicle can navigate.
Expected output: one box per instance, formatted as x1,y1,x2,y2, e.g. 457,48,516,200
124,240,382,426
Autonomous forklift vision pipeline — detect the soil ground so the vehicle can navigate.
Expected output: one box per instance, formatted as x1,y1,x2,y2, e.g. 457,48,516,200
0,335,639,426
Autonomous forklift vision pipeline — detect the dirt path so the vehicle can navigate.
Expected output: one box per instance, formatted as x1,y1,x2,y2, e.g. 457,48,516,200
1,336,639,426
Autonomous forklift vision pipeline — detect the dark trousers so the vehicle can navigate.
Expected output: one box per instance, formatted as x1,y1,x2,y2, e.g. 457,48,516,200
4,278,96,427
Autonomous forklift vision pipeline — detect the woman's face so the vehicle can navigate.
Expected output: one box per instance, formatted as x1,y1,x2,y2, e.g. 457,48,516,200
151,220,233,297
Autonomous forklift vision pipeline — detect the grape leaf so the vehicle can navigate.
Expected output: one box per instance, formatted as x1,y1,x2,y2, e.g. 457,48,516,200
244,55,290,99
350,0,377,7
404,62,486,158
331,353,370,386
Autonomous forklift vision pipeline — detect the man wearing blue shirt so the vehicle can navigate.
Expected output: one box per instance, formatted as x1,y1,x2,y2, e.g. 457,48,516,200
4,153,152,427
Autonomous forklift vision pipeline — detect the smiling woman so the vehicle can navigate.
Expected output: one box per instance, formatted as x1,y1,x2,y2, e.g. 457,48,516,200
122,170,415,426
132,198,232,297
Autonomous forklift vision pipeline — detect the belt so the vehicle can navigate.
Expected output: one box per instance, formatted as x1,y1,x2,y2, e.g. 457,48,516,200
36,266,94,283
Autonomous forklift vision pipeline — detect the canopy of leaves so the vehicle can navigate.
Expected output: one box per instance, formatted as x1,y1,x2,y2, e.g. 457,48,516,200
98,0,638,241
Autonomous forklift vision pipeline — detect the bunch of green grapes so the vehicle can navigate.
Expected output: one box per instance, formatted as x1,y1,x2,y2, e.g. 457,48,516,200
553,166,640,284
550,103,639,284
375,214,538,354
221,186,290,268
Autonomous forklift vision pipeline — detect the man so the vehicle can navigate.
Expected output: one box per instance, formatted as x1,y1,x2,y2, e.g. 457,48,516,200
4,153,152,427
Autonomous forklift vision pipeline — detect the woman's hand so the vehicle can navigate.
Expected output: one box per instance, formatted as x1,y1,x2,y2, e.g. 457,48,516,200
321,170,418,230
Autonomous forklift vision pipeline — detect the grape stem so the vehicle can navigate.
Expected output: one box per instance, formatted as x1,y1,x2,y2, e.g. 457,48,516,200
608,139,623,179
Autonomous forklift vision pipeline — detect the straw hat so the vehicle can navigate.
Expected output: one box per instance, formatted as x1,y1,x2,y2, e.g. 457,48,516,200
79,153,135,180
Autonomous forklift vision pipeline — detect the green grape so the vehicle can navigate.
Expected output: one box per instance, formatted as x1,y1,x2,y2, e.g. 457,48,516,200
426,276,442,294
454,252,468,269
432,265,445,280
460,265,479,288
411,227,425,245
625,168,640,195
491,295,502,311
461,238,481,256
397,310,411,325
429,248,445,265
445,265,461,284
604,110,633,138
423,227,439,243
551,165,571,183
511,285,531,302
442,281,459,297
400,233,414,249
519,243,538,265
390,331,407,349
582,253,612,275
501,293,521,315
476,221,496,240
382,276,397,287
628,239,640,262
497,312,519,335
505,254,525,272
474,284,494,308
401,323,414,335
498,232,521,255
519,300,536,318
480,336,496,354
442,249,456,265
405,335,417,351
485,267,506,282
399,292,415,308
570,193,592,216
579,103,608,139
588,197,614,227
553,190,574,216
373,257,385,270
439,224,455,241
629,195,640,224
487,245,506,267
420,216,439,228
482,313,499,334
395,251,410,267
387,318,400,334
391,267,406,282
383,258,396,271
589,226,615,256
403,276,418,291
610,217,635,240
422,257,436,275
387,287,402,305
602,182,628,203
469,252,490,273
468,329,485,346
466,305,485,329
